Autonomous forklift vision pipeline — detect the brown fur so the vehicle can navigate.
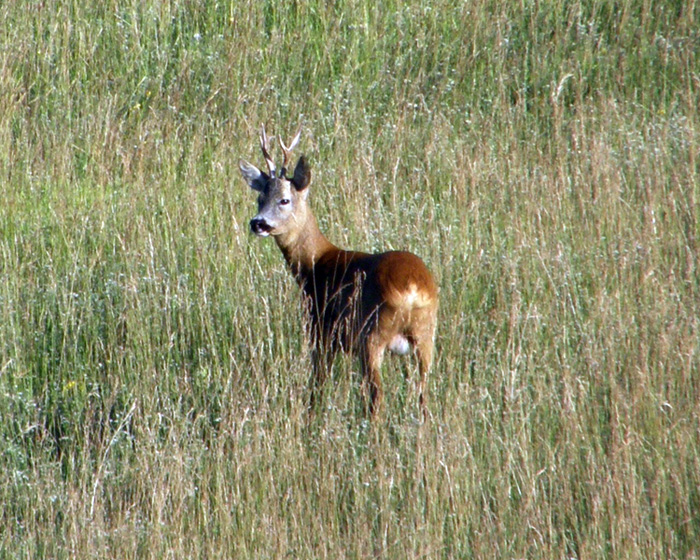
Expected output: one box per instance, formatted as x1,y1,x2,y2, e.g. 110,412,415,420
240,128,438,418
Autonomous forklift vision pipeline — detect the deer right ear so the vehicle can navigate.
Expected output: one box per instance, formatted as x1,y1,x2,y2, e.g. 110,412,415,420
239,160,268,192
291,155,311,191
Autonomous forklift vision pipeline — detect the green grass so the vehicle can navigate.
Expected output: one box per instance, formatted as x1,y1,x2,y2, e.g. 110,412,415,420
1,0,698,557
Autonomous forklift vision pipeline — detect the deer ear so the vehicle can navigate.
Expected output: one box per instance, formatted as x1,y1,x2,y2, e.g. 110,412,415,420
239,160,268,192
291,156,311,191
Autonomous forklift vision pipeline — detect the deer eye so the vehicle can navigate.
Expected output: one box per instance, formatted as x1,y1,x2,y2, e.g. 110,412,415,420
279,198,291,206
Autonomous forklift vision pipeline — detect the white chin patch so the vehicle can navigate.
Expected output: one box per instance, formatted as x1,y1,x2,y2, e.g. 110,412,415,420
255,231,271,238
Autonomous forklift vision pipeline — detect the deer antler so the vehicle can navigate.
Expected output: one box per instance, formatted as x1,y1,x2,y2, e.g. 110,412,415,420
260,125,276,177
278,122,303,175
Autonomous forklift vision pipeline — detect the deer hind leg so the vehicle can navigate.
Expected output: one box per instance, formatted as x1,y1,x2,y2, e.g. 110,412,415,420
360,336,387,417
414,337,434,421
409,306,438,421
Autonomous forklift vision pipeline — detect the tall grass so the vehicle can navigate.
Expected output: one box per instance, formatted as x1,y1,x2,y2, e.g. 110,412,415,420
1,0,698,557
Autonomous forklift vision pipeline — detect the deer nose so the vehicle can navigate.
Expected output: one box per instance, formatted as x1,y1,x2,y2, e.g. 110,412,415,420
250,217,272,236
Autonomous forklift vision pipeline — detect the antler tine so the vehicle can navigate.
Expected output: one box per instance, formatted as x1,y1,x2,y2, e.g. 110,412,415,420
278,122,303,173
260,125,276,177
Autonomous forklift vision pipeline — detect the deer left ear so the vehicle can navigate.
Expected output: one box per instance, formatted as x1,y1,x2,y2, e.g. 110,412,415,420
291,156,311,191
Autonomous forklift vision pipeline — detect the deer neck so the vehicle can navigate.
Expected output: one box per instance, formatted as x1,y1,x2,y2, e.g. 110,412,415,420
275,211,336,282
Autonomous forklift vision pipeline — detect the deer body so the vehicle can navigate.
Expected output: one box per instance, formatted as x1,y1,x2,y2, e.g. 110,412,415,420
240,127,438,417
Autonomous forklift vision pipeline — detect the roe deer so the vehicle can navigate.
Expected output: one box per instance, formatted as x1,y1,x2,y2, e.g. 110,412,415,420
239,125,438,419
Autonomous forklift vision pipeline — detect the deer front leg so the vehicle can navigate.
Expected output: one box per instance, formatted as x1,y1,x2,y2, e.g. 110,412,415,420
307,341,336,415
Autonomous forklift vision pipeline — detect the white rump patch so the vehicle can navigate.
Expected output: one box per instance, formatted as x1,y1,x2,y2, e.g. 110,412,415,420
400,283,431,308
388,335,411,355
404,285,419,306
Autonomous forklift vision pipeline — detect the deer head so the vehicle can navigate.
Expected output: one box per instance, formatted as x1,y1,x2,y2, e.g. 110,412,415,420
239,125,311,238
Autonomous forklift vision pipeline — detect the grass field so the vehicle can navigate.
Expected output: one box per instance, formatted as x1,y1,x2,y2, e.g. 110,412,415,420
1,0,698,558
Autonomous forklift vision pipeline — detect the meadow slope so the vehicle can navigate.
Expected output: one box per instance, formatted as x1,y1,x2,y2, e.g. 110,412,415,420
1,1,698,558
